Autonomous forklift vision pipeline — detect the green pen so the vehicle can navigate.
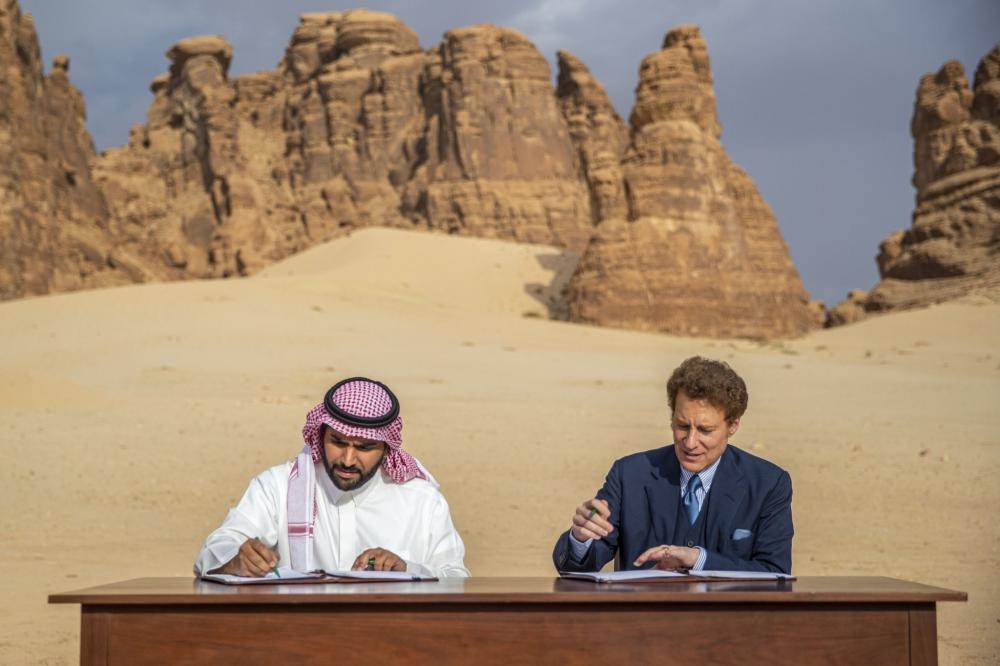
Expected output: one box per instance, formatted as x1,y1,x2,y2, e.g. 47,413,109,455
366,557,376,571
256,537,281,578
589,506,609,538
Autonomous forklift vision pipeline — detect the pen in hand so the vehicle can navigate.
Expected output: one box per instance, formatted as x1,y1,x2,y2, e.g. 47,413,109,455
255,537,281,578
584,501,613,539
365,557,376,571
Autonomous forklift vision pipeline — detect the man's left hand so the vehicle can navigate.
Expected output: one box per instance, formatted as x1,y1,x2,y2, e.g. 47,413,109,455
633,544,700,571
352,547,406,572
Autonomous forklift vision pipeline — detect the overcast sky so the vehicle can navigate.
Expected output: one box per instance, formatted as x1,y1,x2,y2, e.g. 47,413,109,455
19,0,1000,305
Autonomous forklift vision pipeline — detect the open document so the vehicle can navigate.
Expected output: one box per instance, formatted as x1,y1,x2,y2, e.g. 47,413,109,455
200,567,327,585
317,569,437,582
200,567,437,585
559,569,794,583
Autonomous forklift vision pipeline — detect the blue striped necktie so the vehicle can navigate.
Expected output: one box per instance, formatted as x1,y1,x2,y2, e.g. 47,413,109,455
683,474,703,524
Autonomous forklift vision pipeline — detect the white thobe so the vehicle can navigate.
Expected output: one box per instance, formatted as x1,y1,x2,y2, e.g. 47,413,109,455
194,461,470,578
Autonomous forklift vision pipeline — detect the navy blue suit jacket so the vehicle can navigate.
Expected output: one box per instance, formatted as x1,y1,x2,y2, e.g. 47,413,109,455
553,444,793,573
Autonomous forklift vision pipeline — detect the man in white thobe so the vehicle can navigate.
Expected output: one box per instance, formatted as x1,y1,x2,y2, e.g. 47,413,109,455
194,377,469,578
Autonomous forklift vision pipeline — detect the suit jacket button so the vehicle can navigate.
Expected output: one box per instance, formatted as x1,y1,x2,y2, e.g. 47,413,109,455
686,540,694,547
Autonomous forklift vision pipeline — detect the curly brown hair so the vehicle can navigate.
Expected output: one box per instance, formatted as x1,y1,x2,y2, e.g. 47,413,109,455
666,356,748,423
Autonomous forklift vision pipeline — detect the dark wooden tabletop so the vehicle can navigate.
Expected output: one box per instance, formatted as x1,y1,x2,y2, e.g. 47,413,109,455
49,576,967,606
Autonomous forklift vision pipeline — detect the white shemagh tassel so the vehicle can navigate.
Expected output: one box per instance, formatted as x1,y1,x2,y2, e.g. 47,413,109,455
287,445,316,572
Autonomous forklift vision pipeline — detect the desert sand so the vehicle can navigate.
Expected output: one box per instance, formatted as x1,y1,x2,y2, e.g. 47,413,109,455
1,228,997,665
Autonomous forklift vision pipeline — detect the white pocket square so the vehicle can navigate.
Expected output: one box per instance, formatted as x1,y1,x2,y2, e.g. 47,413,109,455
732,528,752,540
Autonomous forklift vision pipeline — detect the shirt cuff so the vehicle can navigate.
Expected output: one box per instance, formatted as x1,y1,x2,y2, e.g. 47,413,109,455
690,547,707,571
568,532,593,561
406,560,434,578
197,539,243,576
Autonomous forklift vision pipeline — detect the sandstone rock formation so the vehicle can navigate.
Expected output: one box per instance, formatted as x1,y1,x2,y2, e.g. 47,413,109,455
555,50,628,223
565,26,817,338
90,11,594,284
2,1,817,339
831,42,1000,323
0,0,126,298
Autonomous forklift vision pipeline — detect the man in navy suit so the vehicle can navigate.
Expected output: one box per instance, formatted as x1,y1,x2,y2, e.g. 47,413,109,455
553,357,793,574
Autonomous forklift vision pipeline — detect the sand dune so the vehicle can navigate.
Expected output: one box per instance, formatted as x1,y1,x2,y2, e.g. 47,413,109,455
1,228,997,664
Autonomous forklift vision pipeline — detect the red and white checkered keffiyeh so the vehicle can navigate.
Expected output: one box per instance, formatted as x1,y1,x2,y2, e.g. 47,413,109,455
287,378,430,571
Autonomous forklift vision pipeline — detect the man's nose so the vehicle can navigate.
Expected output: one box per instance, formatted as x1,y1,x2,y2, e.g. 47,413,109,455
341,447,357,467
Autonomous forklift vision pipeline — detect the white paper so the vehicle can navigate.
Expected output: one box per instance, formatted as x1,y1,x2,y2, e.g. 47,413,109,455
318,569,437,581
200,566,322,584
559,569,689,582
695,570,794,580
559,569,793,583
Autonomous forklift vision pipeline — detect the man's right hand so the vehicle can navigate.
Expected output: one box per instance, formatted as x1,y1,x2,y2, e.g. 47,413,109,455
215,538,279,577
570,498,614,541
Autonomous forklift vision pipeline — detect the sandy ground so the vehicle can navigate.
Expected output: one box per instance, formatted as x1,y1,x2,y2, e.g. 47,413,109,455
1,228,997,665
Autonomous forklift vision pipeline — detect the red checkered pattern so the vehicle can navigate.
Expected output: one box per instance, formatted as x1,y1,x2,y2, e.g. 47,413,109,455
300,378,424,484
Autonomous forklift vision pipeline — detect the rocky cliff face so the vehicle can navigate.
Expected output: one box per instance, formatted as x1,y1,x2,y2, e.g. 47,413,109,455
555,49,628,223
90,11,594,283
0,0,125,298
830,43,1000,325
2,2,817,339
565,26,818,338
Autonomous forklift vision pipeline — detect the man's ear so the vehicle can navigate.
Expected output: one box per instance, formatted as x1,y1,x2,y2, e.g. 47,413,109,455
727,416,741,437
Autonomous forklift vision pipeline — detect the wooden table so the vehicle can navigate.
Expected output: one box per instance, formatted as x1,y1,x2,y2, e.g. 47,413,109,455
50,576,965,665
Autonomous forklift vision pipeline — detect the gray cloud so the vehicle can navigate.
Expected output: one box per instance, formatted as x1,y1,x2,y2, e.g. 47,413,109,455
18,0,1000,306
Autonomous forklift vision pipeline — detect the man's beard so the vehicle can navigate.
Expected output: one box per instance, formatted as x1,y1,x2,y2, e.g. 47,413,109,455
324,451,384,491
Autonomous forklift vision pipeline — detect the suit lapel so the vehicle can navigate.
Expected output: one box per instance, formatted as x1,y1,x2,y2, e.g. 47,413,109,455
644,447,681,546
705,447,747,541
